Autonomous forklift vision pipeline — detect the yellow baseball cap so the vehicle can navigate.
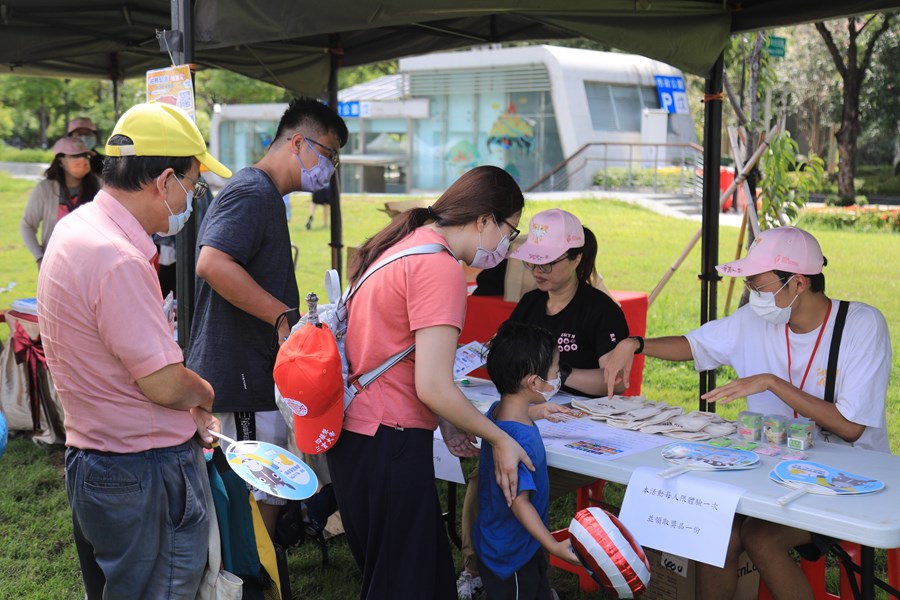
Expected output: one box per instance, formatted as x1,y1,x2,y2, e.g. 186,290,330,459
105,103,232,178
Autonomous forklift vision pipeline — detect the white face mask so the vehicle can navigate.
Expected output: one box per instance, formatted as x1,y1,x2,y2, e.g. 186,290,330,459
158,175,194,237
470,218,510,269
537,374,562,401
748,276,797,324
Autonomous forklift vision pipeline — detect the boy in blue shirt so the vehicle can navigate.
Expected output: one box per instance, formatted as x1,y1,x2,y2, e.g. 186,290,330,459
473,322,581,599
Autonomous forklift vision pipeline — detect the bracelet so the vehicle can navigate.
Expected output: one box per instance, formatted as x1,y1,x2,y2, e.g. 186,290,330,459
629,335,644,354
559,363,573,386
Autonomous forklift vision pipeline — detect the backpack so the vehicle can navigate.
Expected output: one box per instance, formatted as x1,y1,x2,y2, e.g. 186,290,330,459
274,243,446,454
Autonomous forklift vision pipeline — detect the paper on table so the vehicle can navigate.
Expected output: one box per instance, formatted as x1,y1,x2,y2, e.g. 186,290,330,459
536,418,669,461
433,426,466,484
619,466,745,567
454,341,488,379
458,378,501,414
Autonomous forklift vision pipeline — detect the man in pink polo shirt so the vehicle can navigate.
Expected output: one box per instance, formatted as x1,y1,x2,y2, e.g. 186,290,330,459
37,102,232,600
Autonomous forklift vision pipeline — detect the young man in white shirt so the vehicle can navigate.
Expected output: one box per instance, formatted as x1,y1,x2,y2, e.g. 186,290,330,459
600,226,892,600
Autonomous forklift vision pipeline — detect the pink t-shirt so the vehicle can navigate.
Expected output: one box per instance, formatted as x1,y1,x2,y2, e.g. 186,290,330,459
37,190,194,453
343,228,467,435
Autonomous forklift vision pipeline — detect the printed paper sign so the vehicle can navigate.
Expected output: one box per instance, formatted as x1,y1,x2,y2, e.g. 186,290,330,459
146,64,196,120
454,341,488,379
618,466,745,567
536,418,669,461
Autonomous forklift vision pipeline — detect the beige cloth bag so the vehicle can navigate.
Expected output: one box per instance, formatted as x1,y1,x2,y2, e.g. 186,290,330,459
0,313,65,445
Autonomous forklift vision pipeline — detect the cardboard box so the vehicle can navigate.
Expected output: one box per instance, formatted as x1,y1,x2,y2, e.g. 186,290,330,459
641,548,759,600
641,548,696,600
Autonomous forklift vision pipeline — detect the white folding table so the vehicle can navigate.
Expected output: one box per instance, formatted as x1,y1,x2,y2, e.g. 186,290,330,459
459,378,900,599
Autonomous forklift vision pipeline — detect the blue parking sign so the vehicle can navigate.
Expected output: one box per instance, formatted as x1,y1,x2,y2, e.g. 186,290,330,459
655,75,689,115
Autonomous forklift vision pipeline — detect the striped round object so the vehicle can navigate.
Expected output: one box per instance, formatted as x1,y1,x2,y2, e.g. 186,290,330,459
568,507,651,598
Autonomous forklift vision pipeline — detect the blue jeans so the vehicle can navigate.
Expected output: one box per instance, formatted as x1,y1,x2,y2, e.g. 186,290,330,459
65,440,209,600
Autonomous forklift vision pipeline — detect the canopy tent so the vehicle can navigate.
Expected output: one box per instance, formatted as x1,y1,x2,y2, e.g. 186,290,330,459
2,1,898,92
2,0,898,392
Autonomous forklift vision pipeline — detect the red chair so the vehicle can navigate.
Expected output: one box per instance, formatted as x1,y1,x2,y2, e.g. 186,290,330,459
458,292,647,394
757,542,863,599
549,480,609,592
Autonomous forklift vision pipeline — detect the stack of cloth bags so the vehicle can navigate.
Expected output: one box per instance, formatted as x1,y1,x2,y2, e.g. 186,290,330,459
570,396,735,441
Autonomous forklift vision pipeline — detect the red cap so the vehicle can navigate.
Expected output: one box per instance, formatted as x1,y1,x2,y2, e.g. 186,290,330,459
273,322,344,454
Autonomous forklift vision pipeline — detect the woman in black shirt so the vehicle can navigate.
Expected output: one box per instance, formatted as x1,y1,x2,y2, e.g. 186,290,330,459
508,209,629,396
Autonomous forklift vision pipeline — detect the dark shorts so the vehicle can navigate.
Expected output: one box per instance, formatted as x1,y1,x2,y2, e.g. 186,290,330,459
478,550,552,600
795,532,837,561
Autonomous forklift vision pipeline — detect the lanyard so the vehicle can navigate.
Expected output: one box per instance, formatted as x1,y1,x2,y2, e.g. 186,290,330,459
785,301,832,418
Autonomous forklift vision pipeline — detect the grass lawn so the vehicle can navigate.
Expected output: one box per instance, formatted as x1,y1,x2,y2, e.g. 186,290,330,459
0,171,898,598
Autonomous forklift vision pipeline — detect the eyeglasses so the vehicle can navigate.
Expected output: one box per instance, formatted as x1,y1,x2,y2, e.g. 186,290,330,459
306,137,340,168
523,256,568,274
63,153,92,160
743,276,793,296
499,218,520,242
177,173,209,198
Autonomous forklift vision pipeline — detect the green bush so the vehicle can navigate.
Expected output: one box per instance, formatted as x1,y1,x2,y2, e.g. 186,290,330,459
821,166,900,197
797,206,900,232
594,166,693,193
0,143,54,163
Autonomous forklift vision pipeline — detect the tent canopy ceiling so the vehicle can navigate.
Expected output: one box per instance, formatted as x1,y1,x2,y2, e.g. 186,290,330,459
1,1,898,96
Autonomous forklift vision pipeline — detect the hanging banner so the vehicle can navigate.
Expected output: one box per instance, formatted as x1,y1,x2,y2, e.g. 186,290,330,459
146,64,196,121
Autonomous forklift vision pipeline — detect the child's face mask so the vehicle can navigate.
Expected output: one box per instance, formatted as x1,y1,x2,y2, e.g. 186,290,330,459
537,374,561,401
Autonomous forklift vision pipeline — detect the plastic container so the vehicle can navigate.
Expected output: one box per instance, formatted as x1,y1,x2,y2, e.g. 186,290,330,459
763,414,788,445
788,418,815,449
737,411,763,441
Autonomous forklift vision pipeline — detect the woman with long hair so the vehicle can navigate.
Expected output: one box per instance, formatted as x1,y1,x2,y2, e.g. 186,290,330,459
327,165,532,599
20,136,100,269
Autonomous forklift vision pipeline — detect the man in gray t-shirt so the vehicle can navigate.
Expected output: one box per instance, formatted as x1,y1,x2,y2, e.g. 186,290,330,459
186,97,347,539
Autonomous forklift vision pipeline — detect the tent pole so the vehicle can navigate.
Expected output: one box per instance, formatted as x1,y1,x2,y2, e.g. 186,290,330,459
328,35,344,279
698,52,724,411
171,0,195,351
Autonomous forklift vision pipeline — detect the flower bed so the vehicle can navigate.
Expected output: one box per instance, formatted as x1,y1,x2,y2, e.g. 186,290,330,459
797,205,900,233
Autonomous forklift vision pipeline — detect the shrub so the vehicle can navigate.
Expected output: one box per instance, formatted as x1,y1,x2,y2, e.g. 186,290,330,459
797,205,900,232
594,166,693,193
0,143,54,163
821,166,900,197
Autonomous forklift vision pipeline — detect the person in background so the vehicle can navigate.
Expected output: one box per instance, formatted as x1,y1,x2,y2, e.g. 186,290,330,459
306,182,331,229
20,136,101,269
327,165,533,599
37,102,230,599
186,97,347,540
599,226,891,600
457,208,630,599
66,116,104,176
474,321,580,599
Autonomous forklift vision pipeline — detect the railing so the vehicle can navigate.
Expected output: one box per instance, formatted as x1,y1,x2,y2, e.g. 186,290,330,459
525,141,704,195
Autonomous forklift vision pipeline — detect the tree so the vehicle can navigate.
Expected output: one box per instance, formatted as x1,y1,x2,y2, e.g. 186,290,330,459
773,26,842,163
815,13,896,203
0,76,68,147
721,32,776,210
193,69,290,107
857,24,900,169
338,62,397,89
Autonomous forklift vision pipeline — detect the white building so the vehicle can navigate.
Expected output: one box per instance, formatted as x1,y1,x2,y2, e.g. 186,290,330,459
209,45,698,193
